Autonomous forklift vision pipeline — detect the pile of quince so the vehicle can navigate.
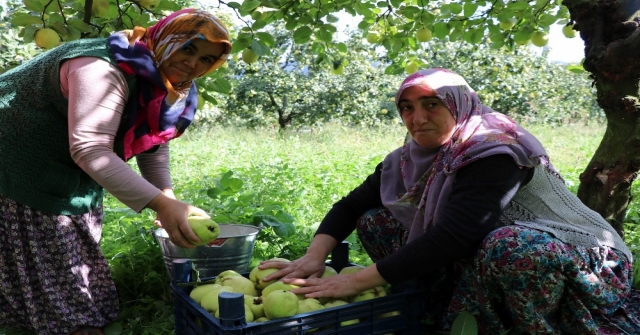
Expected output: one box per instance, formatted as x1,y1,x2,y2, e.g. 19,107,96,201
189,259,397,325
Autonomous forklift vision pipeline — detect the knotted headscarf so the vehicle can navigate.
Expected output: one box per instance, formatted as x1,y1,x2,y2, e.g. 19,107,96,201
107,8,232,160
380,68,557,241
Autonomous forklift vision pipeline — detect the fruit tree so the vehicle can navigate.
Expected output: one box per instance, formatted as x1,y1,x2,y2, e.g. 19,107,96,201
2,0,639,235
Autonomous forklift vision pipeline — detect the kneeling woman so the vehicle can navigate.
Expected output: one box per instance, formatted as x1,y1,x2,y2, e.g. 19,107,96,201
260,68,640,334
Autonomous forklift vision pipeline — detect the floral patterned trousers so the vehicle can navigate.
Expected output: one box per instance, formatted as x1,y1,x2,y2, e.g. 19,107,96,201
356,208,640,335
0,196,118,334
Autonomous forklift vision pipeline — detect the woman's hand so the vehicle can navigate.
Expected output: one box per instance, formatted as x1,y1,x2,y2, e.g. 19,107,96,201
147,190,209,248
286,265,387,300
261,233,339,282
260,254,328,283
153,189,176,227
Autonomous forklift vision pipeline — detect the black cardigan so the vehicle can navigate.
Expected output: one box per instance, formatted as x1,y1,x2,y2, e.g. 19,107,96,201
315,154,533,284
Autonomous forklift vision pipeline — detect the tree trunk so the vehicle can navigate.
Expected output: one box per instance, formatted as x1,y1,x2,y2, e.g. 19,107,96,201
564,0,640,237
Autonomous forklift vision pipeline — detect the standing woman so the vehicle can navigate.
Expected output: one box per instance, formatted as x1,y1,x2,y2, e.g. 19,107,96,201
262,68,640,334
0,9,231,335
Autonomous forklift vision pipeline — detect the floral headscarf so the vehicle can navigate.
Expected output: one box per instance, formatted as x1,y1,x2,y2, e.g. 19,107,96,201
107,8,232,160
380,68,556,241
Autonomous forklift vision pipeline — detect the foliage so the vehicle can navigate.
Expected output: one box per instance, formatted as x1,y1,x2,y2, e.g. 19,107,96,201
225,0,571,73
0,124,637,334
417,40,602,125
216,32,601,129
222,26,400,129
110,124,639,333
1,0,577,103
0,14,40,73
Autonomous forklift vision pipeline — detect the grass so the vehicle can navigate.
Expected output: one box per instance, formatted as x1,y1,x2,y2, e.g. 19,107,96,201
1,122,638,335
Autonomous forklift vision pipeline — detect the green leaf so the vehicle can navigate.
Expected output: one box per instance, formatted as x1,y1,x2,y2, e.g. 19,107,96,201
285,18,298,31
11,13,42,26
449,3,463,14
23,0,45,12
292,25,313,44
250,39,270,56
240,0,261,13
326,14,339,23
230,33,252,53
463,28,484,44
67,18,93,33
507,1,530,11
255,32,275,46
209,77,232,95
463,2,479,17
567,64,585,73
432,22,450,39
314,27,333,43
220,173,243,191
450,311,478,335
227,2,241,9
298,14,314,25
251,19,268,30
273,221,296,238
538,13,557,27
206,187,222,199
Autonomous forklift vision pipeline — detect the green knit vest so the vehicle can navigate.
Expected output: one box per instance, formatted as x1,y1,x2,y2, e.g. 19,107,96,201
0,38,136,215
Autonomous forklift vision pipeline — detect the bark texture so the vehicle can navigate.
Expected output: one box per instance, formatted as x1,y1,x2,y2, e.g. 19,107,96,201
564,0,640,237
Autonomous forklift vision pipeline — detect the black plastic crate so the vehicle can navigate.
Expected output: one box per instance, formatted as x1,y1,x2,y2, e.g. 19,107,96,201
171,242,427,334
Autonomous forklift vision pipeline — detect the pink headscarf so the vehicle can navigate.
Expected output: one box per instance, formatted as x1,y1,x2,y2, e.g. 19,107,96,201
380,68,557,241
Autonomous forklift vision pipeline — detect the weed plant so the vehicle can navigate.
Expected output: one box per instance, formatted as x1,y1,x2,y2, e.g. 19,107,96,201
1,123,638,335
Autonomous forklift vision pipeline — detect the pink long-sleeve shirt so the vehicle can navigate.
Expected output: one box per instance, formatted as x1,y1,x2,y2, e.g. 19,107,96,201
60,56,172,212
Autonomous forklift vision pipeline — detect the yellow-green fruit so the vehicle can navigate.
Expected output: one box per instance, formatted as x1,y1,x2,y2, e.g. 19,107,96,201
263,290,299,319
189,283,221,305
249,265,279,291
220,275,257,296
350,286,387,303
261,280,302,299
338,265,364,275
242,49,259,64
563,24,577,38
321,266,337,278
366,31,380,44
34,28,60,50
200,286,234,313
531,31,549,47
298,298,324,313
244,295,265,319
499,18,517,30
416,28,433,42
330,63,345,75
404,62,419,74
323,299,358,325
214,270,243,285
197,93,205,110
187,216,220,246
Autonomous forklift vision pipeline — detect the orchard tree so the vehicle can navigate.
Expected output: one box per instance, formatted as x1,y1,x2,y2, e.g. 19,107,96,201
225,0,640,236
223,33,601,130
3,0,639,235
417,39,603,125
225,26,400,130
